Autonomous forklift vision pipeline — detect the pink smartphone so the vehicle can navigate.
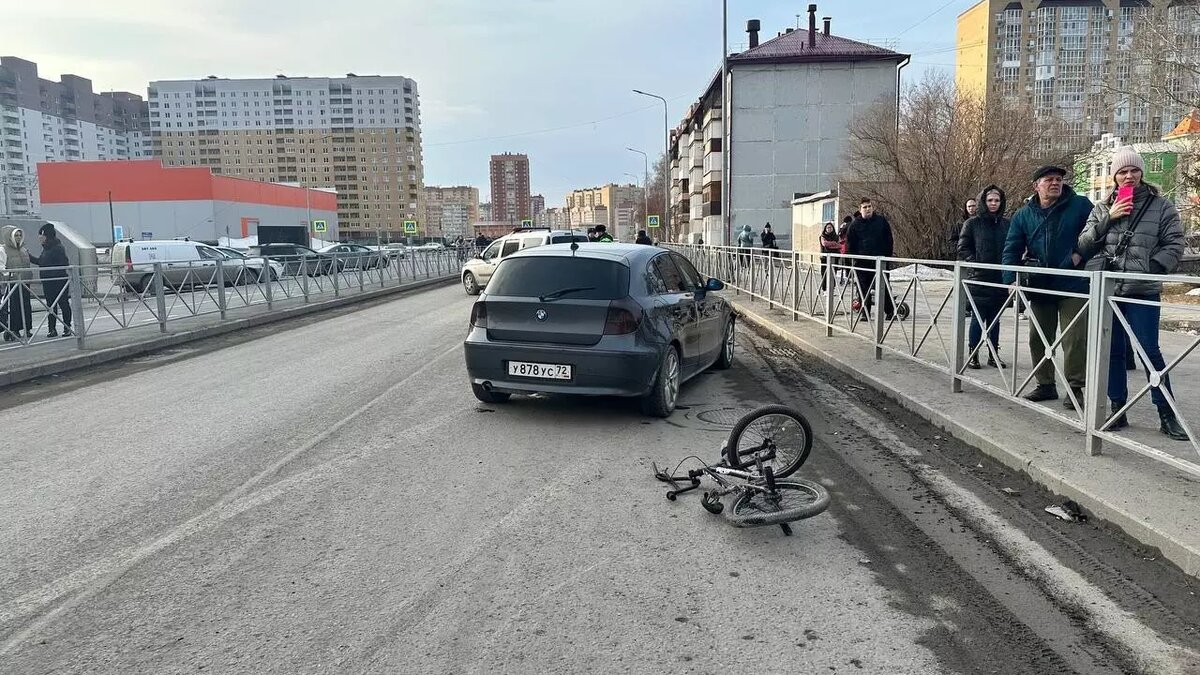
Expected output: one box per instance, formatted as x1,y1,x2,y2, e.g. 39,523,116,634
1117,185,1134,203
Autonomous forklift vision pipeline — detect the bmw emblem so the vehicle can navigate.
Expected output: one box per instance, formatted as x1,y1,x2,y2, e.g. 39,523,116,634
535,309,548,322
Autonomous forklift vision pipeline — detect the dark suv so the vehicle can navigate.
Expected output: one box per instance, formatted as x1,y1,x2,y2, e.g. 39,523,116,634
463,243,735,417
248,243,341,276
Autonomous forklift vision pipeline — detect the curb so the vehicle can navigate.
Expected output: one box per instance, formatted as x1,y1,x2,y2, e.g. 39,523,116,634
0,276,457,389
731,297,1200,578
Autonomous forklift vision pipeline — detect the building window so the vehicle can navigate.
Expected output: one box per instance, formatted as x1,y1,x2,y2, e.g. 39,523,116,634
1148,156,1164,173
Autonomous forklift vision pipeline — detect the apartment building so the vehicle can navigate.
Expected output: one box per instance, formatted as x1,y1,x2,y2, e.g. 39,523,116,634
669,6,906,246
423,185,480,240
0,56,150,216
530,194,545,219
148,73,422,241
536,206,569,229
956,0,1200,153
565,183,642,239
489,153,530,223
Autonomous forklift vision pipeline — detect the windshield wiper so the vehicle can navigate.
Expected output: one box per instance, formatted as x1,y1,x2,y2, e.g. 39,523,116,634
539,286,596,302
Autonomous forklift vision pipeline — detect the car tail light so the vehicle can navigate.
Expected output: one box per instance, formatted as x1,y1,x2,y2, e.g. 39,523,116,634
470,301,488,328
603,300,642,335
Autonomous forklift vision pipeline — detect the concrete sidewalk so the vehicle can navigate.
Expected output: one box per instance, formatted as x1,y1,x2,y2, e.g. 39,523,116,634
729,294,1200,578
0,274,456,388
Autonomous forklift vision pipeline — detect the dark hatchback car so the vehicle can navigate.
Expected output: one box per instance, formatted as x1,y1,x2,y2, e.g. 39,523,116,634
248,243,341,276
463,244,735,417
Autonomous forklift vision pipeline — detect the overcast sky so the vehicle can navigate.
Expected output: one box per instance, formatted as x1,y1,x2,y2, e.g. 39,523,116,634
5,0,971,205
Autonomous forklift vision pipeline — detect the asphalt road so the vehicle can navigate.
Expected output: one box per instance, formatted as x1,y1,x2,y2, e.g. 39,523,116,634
0,284,1197,674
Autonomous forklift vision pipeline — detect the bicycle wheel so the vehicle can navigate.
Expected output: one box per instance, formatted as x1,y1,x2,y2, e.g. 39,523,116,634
723,405,813,478
726,479,830,528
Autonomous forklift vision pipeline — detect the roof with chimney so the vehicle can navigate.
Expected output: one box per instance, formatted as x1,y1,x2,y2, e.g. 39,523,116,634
731,28,908,65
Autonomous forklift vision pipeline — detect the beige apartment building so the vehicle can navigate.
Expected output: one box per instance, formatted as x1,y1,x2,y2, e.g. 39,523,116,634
565,183,642,239
423,185,480,240
956,0,1199,153
149,74,423,241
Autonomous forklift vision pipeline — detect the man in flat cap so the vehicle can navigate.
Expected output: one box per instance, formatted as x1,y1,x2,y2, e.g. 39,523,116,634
1001,165,1094,410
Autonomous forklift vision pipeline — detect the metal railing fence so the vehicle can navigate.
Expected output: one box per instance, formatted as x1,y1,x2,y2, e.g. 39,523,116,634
0,248,459,352
668,243,1200,479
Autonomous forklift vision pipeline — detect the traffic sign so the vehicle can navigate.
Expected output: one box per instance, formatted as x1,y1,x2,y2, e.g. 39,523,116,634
312,219,327,233
647,215,661,229
521,219,534,228
403,220,418,234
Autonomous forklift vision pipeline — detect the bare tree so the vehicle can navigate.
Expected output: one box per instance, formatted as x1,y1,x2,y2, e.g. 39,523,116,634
841,72,1075,260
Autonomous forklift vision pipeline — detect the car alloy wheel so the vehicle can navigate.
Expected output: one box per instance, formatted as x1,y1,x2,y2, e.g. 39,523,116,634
663,347,680,410
723,321,735,361
463,272,479,295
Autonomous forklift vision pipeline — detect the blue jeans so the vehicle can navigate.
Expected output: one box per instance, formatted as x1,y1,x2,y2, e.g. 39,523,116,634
1109,296,1172,407
968,295,1003,355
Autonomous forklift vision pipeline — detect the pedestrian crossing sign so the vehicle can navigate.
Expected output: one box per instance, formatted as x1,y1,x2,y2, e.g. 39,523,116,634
313,219,327,233
403,220,418,234
648,215,661,229
521,219,534,228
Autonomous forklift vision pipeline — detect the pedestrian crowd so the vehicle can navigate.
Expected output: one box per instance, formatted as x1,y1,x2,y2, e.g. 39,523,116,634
806,146,1186,441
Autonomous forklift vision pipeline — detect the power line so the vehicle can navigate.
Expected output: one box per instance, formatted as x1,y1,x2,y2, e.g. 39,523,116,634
893,0,969,39
424,95,691,148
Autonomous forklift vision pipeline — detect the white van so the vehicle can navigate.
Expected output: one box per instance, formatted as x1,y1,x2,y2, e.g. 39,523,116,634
112,240,237,292
460,229,589,295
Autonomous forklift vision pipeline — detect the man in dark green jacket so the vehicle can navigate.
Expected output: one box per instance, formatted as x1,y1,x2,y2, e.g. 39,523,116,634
1001,165,1093,408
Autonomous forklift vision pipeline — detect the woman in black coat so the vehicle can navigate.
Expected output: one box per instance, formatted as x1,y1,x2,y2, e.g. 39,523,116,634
958,186,1008,369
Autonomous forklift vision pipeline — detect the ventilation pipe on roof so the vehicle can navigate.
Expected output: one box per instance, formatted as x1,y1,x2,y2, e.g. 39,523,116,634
808,4,817,48
747,19,761,49
823,17,831,36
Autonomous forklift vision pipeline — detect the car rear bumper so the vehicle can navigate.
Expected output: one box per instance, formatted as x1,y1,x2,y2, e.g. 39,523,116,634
463,338,661,397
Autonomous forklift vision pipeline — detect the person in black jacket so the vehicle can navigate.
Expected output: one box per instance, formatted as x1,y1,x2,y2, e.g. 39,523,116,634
958,186,1008,369
845,197,895,319
27,223,72,338
635,230,653,245
950,198,978,259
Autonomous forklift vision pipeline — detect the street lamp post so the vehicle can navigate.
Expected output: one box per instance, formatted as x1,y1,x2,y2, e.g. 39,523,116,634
626,147,649,237
632,89,670,241
721,0,729,247
623,171,648,241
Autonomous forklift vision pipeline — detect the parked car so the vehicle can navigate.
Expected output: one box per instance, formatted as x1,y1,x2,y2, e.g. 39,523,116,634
463,243,734,417
247,243,342,276
215,246,284,283
383,243,408,260
112,239,238,292
318,243,389,270
461,228,590,295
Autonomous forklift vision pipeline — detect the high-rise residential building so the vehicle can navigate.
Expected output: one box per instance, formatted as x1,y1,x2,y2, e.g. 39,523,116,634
536,206,569,229
565,183,643,240
489,152,530,223
479,201,492,222
0,56,150,216
956,0,1199,153
530,193,545,218
148,73,423,240
423,185,479,241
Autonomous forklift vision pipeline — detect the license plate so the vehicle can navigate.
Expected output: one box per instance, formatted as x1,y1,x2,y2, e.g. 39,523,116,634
508,361,572,380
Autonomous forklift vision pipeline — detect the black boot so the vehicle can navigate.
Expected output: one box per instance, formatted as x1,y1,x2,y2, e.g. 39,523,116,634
988,354,1007,369
46,329,58,338
967,354,982,369
1024,384,1059,402
1109,401,1129,430
1158,406,1189,441
1063,387,1084,411
62,326,73,337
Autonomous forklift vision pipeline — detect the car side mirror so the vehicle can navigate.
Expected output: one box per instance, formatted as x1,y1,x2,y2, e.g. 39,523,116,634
705,278,725,291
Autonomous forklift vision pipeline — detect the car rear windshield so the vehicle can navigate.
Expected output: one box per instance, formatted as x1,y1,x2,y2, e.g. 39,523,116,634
487,257,629,300
550,235,590,244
